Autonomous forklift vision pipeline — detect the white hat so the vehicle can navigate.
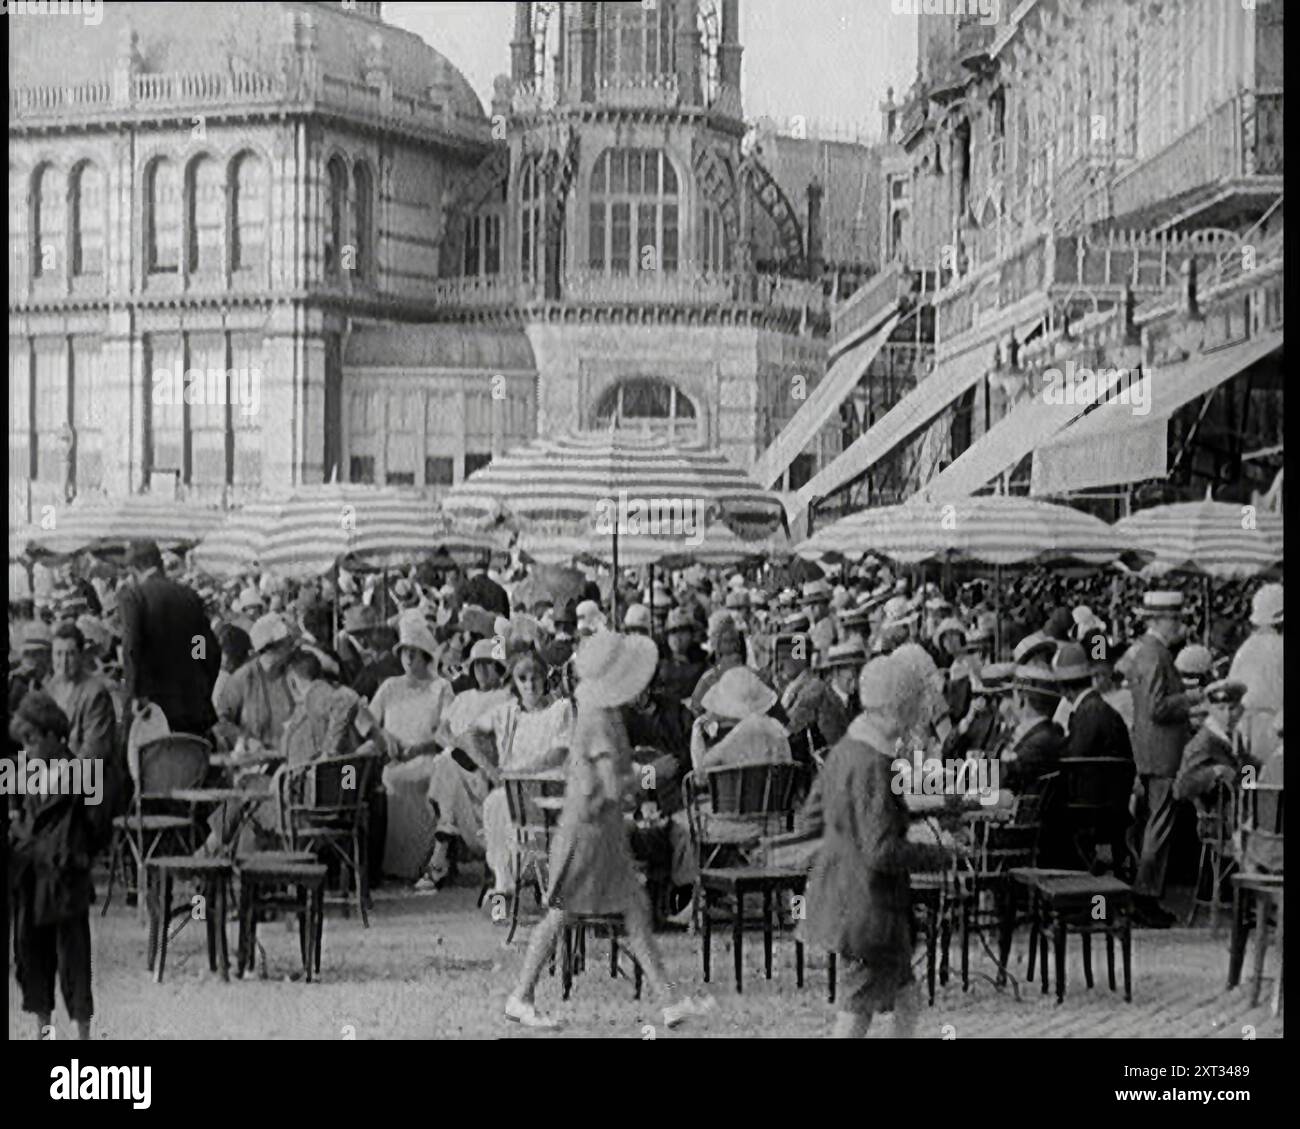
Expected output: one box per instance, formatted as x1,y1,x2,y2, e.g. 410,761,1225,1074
573,633,659,708
623,603,652,631
393,612,439,662
236,586,264,614
701,666,779,721
1250,583,1283,628
250,613,292,654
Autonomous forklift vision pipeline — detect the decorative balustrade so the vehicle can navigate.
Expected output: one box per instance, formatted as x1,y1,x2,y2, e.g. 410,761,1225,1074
595,73,681,111
426,273,543,307
830,261,910,355
1109,90,1283,221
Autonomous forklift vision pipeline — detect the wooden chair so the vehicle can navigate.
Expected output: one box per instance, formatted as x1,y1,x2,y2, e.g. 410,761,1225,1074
1056,757,1135,876
235,858,328,982
144,856,234,984
103,735,211,917
500,773,565,943
1227,783,1284,1015
1186,780,1237,928
684,763,813,994
277,750,380,927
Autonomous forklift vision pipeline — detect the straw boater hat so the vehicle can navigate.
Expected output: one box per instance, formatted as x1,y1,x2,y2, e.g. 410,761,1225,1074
573,632,659,708
1047,641,1095,687
838,602,873,630
1250,583,1283,628
21,621,52,653
779,611,811,636
1137,590,1186,617
250,612,293,655
817,640,868,672
393,613,439,662
880,595,918,632
1012,633,1056,666
700,665,779,721
235,586,265,614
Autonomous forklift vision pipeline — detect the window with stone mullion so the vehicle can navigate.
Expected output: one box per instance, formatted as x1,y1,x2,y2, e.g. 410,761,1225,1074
588,149,678,276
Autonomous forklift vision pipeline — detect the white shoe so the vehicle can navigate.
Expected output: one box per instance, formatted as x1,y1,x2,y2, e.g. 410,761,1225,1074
662,993,717,1029
505,995,559,1030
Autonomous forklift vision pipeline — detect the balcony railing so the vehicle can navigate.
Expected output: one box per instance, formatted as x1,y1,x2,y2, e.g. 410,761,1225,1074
830,261,911,356
1109,90,1283,221
596,73,680,111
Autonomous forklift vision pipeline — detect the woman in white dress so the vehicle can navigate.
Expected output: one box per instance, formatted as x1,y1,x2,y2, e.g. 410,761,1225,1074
369,614,455,882
473,650,574,906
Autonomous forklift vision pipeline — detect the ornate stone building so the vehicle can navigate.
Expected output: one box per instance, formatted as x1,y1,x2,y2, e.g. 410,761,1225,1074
10,0,866,522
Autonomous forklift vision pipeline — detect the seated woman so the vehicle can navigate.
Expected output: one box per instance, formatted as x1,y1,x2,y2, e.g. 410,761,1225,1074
369,614,455,883
420,639,513,891
471,649,574,909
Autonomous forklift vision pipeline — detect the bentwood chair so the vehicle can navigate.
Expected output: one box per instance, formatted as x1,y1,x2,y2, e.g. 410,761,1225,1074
103,735,211,917
1056,757,1135,877
1227,783,1284,1015
278,750,380,927
501,772,566,944
1186,779,1237,929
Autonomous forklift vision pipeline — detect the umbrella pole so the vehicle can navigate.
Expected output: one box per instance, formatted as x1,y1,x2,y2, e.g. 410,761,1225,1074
333,558,341,646
648,561,655,643
611,527,620,628
1203,575,1211,648
994,563,1002,662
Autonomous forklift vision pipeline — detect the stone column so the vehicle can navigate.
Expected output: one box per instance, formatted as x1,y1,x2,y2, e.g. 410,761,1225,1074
100,309,139,496
719,0,743,92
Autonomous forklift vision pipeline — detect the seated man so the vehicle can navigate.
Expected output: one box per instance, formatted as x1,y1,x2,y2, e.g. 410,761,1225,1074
622,682,692,815
998,660,1066,795
281,649,364,769
1173,678,1247,806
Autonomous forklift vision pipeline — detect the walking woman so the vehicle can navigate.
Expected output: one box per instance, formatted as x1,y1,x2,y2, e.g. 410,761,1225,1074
804,652,958,1038
505,633,715,1030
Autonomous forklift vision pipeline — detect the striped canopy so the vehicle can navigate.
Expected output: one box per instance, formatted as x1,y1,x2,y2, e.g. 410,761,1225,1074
1114,499,1283,580
191,484,500,579
519,524,794,569
798,494,1135,567
442,433,787,558
18,496,226,559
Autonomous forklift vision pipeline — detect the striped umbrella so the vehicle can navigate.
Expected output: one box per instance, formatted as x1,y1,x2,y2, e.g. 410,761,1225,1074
192,484,501,579
520,524,793,569
443,432,787,559
19,496,226,559
1113,498,1283,580
798,494,1136,567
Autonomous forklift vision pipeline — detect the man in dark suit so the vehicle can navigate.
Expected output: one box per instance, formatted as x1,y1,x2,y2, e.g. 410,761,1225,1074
118,540,220,736
457,555,509,618
1124,591,1201,927
998,670,1066,795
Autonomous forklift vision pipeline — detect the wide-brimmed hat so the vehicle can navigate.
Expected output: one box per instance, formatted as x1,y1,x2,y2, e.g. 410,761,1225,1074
1013,657,1058,692
393,613,439,662
250,612,293,655
20,621,52,652
1012,633,1057,666
880,596,918,632
573,632,659,708
779,611,811,635
971,662,1016,695
1047,642,1094,686
665,607,695,634
1250,583,1283,627
701,665,779,721
235,586,265,614
1174,643,1214,679
1137,590,1186,617
838,603,873,629
800,579,832,605
468,637,506,671
1205,678,1247,706
817,640,868,672
623,604,652,632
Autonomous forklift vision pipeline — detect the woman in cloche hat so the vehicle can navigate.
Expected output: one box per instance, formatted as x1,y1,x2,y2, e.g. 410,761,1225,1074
506,632,715,1031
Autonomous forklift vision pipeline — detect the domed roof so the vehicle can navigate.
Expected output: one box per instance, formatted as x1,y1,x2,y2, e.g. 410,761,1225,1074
8,1,485,123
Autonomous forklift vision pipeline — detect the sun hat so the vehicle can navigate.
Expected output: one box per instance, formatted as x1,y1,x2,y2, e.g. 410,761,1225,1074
392,613,439,662
469,637,507,671
880,596,918,632
235,586,264,614
1013,632,1056,665
1137,590,1186,616
838,603,873,629
1048,641,1094,686
249,612,293,655
817,640,868,671
933,616,966,640
727,573,747,593
623,603,652,632
857,652,929,734
1250,583,1283,628
665,607,695,634
573,632,660,709
971,662,1016,695
700,665,779,721
1174,643,1214,679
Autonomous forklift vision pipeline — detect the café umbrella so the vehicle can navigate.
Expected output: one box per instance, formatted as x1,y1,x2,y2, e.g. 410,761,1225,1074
19,495,226,560
1113,495,1283,580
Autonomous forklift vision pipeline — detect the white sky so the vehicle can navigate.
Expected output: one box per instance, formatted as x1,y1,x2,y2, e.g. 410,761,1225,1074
385,0,919,141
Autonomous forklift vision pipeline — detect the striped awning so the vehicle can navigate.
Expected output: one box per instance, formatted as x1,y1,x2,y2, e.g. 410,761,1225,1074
19,496,227,559
798,494,1136,567
442,432,787,547
192,485,500,579
1114,499,1283,580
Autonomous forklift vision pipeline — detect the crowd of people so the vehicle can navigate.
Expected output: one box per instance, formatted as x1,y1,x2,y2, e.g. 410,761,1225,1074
6,538,1285,1037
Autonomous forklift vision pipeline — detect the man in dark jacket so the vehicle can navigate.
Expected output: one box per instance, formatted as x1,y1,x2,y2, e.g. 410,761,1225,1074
999,677,1066,795
1124,591,1200,927
118,540,220,736
457,555,509,619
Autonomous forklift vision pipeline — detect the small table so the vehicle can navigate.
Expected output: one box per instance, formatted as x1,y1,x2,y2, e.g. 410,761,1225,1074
1011,869,1134,1004
172,787,274,859
210,751,286,774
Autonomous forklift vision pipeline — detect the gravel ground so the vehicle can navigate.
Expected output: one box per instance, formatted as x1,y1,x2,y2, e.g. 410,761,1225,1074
9,869,1284,1040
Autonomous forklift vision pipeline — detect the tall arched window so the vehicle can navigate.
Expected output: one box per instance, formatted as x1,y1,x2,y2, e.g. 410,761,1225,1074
519,157,544,283
324,156,347,279
594,377,698,443
146,157,181,273
700,201,729,273
353,161,373,281
187,155,224,273
69,162,104,277
597,1,676,83
464,178,505,277
32,164,65,278
588,149,678,275
231,151,266,272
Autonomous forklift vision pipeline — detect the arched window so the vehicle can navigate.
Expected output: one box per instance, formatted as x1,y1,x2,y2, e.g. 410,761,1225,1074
588,149,678,275
353,162,373,281
324,156,347,279
32,164,65,278
597,1,676,83
519,157,544,283
146,157,181,273
187,155,224,273
463,178,505,277
594,377,698,443
69,162,104,277
700,201,729,273
231,151,266,272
